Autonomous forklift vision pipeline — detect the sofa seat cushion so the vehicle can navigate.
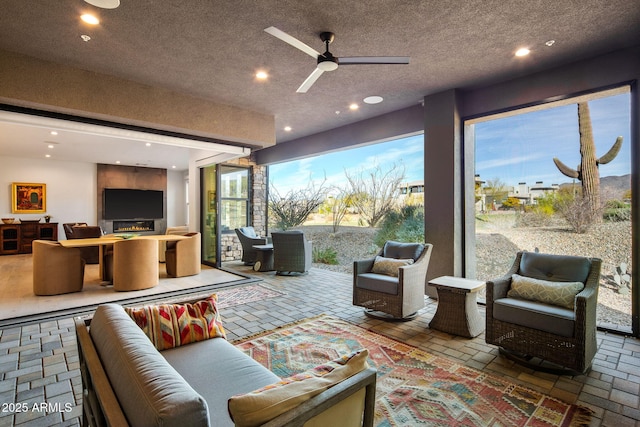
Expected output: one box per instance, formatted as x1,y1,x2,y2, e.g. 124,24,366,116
493,297,576,338
163,338,280,427
355,272,399,295
125,294,226,350
508,274,584,309
228,349,369,427
90,304,209,427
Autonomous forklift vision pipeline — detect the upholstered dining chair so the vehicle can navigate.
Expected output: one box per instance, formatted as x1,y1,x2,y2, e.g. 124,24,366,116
235,226,269,265
62,222,103,264
485,251,602,374
111,238,159,291
353,241,433,320
33,240,85,295
159,225,189,262
165,232,201,278
271,231,312,275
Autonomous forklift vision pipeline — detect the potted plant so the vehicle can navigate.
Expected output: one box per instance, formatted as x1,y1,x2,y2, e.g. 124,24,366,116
44,215,52,223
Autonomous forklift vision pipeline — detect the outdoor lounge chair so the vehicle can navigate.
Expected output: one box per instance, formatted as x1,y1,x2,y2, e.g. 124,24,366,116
485,251,602,374
271,231,312,275
235,226,269,265
353,241,433,320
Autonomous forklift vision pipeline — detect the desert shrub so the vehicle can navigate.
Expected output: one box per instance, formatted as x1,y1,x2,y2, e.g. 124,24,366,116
603,207,631,222
556,194,598,233
374,205,424,247
500,197,521,210
312,247,339,265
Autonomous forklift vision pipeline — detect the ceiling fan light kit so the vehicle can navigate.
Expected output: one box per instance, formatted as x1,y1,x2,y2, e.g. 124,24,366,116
265,27,410,93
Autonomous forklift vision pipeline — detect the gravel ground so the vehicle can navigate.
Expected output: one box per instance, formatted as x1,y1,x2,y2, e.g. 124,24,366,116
295,220,633,329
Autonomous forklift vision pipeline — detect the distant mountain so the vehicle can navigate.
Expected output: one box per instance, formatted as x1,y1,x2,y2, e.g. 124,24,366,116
559,174,631,201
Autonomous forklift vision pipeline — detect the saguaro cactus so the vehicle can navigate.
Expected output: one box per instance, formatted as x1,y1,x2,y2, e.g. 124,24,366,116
553,102,623,222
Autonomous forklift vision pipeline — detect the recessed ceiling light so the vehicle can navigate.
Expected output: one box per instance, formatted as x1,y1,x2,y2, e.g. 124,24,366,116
116,160,121,164
48,144,54,149
172,165,176,169
84,0,120,9
145,143,151,147
255,70,268,80
515,47,530,57
284,126,292,132
349,103,359,110
363,96,383,104
50,131,58,136
81,13,100,25
45,154,51,158
80,35,91,42
545,40,556,47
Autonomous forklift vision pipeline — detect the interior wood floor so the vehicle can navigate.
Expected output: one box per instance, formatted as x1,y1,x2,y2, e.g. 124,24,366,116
0,254,253,326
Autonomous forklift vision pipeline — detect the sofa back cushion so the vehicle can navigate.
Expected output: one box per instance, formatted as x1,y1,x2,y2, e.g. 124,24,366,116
90,304,210,427
382,241,424,261
519,252,591,283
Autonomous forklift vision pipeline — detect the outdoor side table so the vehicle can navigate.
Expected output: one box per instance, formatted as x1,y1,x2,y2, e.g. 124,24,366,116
252,244,274,272
428,276,486,338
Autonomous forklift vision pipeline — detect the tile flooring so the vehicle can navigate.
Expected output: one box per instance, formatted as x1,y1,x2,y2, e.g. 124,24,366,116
0,260,639,426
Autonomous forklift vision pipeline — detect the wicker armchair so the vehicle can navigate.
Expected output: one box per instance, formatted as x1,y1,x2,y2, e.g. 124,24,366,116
486,251,602,374
353,241,433,320
271,231,312,275
235,227,269,265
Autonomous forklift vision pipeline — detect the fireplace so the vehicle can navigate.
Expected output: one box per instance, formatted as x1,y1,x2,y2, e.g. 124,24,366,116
113,220,155,233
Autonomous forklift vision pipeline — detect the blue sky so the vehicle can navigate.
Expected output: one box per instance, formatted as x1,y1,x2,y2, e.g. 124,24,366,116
269,92,631,193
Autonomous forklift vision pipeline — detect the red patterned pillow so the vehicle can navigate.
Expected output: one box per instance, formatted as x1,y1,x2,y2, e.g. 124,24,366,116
125,294,226,351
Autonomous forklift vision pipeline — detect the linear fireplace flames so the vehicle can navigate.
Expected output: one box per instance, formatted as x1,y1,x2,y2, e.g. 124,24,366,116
113,220,155,233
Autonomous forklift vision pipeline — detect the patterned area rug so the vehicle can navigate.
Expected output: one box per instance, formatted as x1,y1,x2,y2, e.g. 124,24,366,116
234,315,592,427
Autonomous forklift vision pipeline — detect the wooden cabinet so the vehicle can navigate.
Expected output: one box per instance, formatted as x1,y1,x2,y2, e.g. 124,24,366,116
0,222,58,255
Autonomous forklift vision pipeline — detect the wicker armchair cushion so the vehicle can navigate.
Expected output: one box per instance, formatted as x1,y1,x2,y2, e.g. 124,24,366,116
494,298,575,337
355,273,399,295
382,241,423,261
239,226,258,238
508,274,585,309
519,252,591,283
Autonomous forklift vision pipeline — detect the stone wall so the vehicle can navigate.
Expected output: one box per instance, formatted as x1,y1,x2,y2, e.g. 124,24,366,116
219,156,267,262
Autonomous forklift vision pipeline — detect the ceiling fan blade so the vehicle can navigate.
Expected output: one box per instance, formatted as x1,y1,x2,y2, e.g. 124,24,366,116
338,56,410,65
297,68,325,93
264,26,321,59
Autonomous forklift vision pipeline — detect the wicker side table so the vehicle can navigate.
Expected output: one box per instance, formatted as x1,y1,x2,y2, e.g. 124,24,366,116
252,244,274,272
428,276,485,338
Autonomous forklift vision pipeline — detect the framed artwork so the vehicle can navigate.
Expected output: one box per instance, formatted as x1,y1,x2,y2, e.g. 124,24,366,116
11,182,46,214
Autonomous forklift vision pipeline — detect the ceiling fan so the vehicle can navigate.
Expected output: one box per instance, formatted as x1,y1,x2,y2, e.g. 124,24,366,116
264,26,410,93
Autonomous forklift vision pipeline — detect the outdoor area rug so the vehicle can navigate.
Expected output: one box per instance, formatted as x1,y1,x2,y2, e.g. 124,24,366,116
234,315,592,427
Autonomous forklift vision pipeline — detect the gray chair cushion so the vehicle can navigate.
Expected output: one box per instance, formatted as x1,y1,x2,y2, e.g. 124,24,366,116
90,304,209,427
382,241,424,261
519,251,591,283
493,297,576,337
163,338,280,427
354,273,399,295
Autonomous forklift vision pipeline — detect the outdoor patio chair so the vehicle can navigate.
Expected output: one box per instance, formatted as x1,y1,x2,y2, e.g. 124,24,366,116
353,241,433,320
271,231,312,275
235,226,269,265
485,251,602,374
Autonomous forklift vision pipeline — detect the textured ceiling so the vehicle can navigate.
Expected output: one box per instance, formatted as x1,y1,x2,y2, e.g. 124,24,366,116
1,0,639,150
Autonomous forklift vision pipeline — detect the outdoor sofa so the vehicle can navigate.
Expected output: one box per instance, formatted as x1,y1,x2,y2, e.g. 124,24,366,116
75,302,376,427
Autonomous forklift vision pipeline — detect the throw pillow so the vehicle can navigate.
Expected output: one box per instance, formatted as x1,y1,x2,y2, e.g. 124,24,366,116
125,294,226,351
228,349,369,427
508,274,585,309
371,256,414,277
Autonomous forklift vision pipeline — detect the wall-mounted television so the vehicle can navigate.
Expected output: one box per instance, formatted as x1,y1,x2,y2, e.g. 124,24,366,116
103,188,164,220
